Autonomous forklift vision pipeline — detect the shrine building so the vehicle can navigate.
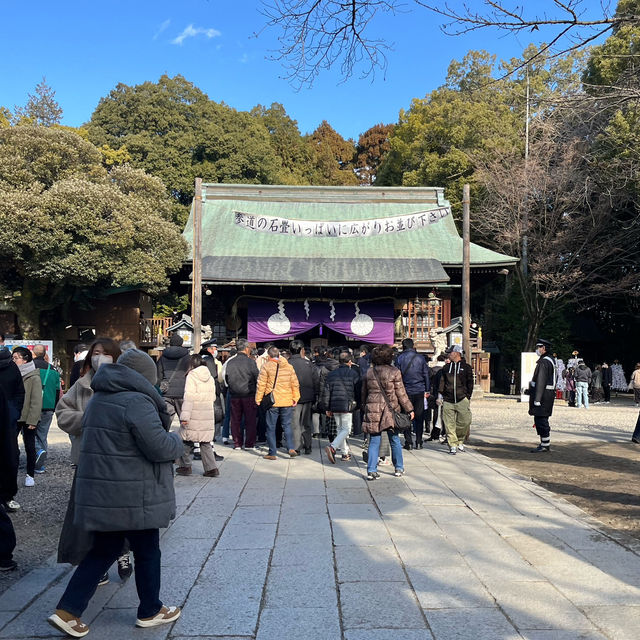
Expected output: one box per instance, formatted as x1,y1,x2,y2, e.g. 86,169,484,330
183,183,516,391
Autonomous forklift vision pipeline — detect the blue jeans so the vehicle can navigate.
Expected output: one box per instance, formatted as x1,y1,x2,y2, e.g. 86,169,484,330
367,430,403,473
57,529,162,619
36,409,54,453
576,381,589,408
266,406,294,455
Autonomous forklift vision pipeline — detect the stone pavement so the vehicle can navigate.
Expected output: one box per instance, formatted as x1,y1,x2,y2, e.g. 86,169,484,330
1,433,639,639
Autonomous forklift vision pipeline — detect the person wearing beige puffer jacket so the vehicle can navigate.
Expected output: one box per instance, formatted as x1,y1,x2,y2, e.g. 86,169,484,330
177,356,219,477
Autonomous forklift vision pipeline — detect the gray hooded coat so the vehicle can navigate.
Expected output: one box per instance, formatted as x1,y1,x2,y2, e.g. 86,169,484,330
74,363,183,532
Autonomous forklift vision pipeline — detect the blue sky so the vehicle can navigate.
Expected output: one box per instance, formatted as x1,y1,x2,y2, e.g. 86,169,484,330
0,1,603,140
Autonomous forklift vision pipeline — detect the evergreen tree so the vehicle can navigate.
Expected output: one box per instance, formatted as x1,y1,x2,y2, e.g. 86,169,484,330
14,77,63,127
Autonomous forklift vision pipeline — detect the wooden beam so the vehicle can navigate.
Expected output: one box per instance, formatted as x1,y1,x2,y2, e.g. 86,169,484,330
462,184,471,362
192,178,203,352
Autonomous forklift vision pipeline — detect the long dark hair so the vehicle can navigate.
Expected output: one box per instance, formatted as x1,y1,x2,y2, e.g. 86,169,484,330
187,354,203,373
80,338,122,376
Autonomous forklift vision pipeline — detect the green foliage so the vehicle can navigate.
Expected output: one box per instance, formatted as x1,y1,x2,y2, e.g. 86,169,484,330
0,125,104,190
154,292,189,318
0,126,188,336
355,123,394,185
377,47,585,215
252,102,315,184
99,143,131,167
87,75,286,204
0,107,10,128
13,77,63,127
305,120,358,185
377,51,521,213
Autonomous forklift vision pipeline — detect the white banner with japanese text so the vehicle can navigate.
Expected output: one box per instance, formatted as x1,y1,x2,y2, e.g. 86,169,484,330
233,206,451,238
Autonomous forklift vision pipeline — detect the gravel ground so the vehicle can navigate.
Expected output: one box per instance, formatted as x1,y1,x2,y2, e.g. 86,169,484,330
1,396,638,595
0,443,74,595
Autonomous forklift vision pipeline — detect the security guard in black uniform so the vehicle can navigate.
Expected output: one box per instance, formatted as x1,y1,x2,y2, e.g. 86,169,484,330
528,338,556,453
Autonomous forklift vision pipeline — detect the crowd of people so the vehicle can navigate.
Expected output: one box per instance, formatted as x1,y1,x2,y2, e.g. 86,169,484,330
1,329,639,636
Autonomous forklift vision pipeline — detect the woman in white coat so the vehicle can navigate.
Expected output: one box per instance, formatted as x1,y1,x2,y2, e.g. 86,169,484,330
177,355,219,477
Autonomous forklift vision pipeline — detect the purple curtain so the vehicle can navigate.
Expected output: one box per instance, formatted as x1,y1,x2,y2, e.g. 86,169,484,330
247,299,394,344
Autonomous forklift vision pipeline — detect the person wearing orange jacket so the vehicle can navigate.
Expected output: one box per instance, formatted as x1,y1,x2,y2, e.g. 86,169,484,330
255,346,300,459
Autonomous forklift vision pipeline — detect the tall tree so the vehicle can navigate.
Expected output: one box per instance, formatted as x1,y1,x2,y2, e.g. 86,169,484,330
0,126,187,340
377,51,522,213
306,120,358,185
88,75,286,220
355,123,394,185
14,77,63,126
473,116,640,348
251,102,315,184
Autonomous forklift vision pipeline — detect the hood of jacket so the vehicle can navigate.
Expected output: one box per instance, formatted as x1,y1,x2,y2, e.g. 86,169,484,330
161,345,190,360
21,367,40,382
91,363,165,413
0,347,12,371
189,365,212,384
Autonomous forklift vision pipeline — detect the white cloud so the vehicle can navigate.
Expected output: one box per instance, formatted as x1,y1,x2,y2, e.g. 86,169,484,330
172,24,221,45
153,19,171,40
238,53,249,64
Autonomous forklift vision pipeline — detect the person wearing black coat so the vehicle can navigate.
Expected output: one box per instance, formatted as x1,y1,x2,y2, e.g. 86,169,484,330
426,355,446,440
288,340,319,454
528,338,556,453
314,347,339,438
48,350,183,637
437,346,474,455
156,334,191,418
323,352,361,463
395,339,431,450
0,348,24,511
224,338,259,449
601,363,613,403
0,387,17,570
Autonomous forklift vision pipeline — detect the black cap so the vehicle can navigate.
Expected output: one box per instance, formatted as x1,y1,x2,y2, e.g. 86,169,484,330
535,338,552,350
201,339,217,348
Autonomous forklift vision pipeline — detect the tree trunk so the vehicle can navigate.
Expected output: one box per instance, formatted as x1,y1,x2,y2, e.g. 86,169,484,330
14,281,43,339
525,319,542,352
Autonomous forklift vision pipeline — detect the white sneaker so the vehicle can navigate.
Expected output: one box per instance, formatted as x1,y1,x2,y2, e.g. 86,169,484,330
378,457,391,466
25,475,35,487
449,446,457,455
458,444,465,452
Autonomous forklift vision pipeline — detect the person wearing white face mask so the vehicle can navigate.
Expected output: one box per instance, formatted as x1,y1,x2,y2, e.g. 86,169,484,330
528,338,556,453
56,339,122,573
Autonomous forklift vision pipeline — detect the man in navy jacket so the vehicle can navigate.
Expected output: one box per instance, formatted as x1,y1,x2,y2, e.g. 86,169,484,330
395,339,430,449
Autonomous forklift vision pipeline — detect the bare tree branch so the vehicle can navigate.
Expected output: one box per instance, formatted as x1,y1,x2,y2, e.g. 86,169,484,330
260,0,639,89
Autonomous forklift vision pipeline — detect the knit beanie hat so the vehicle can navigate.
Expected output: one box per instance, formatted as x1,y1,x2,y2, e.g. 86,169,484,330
169,334,183,347
117,349,157,386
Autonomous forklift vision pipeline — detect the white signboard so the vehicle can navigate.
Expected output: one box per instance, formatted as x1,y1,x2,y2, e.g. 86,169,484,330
233,206,451,238
3,339,54,357
520,351,538,403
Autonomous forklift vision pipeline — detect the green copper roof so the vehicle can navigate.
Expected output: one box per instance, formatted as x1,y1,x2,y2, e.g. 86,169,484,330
184,185,515,284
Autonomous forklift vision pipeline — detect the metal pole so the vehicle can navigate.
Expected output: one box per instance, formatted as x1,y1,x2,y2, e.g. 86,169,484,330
462,184,471,365
192,178,203,352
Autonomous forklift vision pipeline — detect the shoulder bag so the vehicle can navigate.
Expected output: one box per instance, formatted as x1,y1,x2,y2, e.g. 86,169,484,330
260,363,280,410
372,366,412,432
159,361,180,395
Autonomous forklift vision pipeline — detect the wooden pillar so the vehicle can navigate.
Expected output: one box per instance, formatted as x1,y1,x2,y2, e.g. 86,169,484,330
192,178,203,352
462,184,471,362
